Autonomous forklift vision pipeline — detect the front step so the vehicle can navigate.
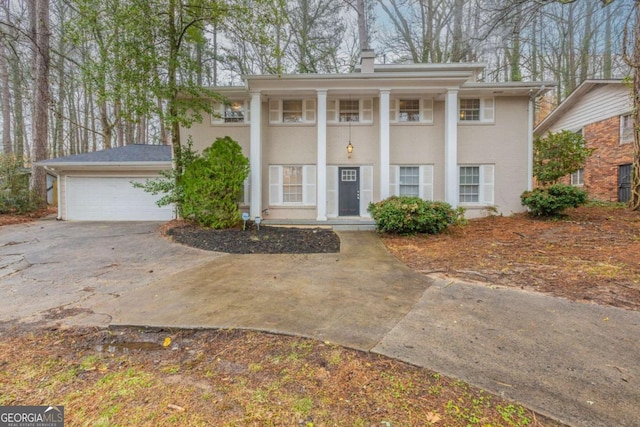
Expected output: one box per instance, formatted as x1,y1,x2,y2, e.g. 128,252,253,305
262,218,376,231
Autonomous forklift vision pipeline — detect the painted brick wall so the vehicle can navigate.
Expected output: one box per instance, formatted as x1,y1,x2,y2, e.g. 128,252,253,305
579,116,633,201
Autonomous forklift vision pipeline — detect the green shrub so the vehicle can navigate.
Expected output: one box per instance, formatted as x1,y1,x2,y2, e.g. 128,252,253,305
132,138,199,217
0,154,42,214
520,184,588,217
367,196,464,235
181,136,249,228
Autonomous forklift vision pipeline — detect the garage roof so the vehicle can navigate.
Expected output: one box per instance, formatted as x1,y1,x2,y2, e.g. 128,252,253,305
41,144,172,165
39,144,173,172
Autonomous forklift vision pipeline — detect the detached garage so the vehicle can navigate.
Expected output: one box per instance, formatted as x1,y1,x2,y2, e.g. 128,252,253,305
40,145,175,221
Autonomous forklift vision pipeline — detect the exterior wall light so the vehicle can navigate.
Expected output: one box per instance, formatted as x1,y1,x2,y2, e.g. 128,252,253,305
347,141,354,157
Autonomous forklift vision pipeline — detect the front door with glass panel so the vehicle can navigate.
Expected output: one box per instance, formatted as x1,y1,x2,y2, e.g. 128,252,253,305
338,167,359,216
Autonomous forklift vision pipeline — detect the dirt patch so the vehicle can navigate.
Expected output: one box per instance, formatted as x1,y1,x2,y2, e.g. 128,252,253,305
0,207,56,226
383,205,640,311
166,222,340,254
0,326,563,426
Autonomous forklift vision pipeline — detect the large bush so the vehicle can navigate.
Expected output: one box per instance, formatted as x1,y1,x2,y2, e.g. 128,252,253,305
367,196,464,235
520,184,588,217
0,154,41,214
533,130,594,185
181,136,249,228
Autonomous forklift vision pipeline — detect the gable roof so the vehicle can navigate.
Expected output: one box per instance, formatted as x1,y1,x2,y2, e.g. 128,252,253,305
534,79,630,135
40,144,171,165
39,144,172,172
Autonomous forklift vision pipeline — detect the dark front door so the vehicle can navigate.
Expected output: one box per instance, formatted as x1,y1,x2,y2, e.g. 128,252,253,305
339,167,359,216
619,164,632,203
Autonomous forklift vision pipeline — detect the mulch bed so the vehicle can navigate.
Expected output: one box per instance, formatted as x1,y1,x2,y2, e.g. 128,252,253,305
166,223,340,254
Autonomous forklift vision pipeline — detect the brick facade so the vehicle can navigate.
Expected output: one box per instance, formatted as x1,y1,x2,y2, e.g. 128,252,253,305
560,115,634,202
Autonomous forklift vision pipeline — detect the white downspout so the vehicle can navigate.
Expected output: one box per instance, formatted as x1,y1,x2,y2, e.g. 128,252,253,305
528,86,545,191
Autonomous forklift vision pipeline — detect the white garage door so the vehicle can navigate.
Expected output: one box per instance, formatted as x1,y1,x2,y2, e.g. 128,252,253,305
66,176,174,221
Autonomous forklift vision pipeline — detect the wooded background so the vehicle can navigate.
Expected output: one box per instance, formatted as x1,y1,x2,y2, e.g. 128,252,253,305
0,0,635,161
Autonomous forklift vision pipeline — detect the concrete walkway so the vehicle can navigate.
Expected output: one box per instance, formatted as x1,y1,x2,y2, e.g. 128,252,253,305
1,221,639,426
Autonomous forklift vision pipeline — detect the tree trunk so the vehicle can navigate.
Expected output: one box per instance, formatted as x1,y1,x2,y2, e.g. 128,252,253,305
629,1,640,210
168,0,182,169
357,0,367,51
603,5,612,79
451,0,464,62
31,0,50,206
10,52,25,160
579,1,595,83
0,37,12,154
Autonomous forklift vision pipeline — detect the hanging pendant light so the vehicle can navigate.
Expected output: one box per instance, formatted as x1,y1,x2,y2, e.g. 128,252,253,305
346,94,354,157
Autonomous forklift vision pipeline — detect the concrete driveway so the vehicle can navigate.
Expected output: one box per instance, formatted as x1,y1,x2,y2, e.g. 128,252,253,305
0,218,216,326
1,218,639,427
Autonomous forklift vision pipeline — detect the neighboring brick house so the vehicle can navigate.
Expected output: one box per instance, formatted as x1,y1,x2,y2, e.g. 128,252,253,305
535,80,634,202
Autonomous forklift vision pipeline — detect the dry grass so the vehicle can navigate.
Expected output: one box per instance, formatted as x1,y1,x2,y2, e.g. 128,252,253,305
0,327,562,426
382,204,640,311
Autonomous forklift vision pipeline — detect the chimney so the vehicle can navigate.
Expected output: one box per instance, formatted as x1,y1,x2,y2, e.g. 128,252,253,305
360,49,375,73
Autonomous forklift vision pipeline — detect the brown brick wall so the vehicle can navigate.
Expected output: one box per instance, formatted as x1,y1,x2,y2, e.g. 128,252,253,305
581,116,633,201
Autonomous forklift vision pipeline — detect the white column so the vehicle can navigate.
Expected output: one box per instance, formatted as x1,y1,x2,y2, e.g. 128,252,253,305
316,90,328,221
444,89,458,207
250,91,262,219
379,89,391,200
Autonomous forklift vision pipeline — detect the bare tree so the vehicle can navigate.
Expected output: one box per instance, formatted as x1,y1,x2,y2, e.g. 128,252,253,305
623,0,640,210
0,35,11,154
31,0,50,204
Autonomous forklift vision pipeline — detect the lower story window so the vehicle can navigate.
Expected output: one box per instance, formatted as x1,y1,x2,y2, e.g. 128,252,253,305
283,166,303,203
269,165,316,206
571,168,584,186
458,165,494,205
459,166,480,203
399,166,420,196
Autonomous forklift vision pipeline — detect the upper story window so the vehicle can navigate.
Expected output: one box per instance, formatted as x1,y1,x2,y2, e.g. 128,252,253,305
621,113,633,144
389,98,433,123
399,100,420,122
211,100,250,125
459,97,494,123
339,100,360,122
327,98,373,124
269,99,316,124
283,100,303,123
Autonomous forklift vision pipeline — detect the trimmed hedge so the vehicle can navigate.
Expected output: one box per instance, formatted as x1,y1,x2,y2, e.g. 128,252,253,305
520,184,588,217
367,196,464,235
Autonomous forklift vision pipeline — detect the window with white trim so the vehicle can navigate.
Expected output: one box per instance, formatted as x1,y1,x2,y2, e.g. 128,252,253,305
621,113,633,144
283,167,303,202
571,168,584,186
459,166,480,202
211,100,250,124
389,165,434,200
269,99,316,124
459,98,494,123
269,165,316,206
283,100,303,123
389,98,433,123
339,100,360,122
458,165,495,204
327,98,373,124
399,167,420,196
399,100,419,122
